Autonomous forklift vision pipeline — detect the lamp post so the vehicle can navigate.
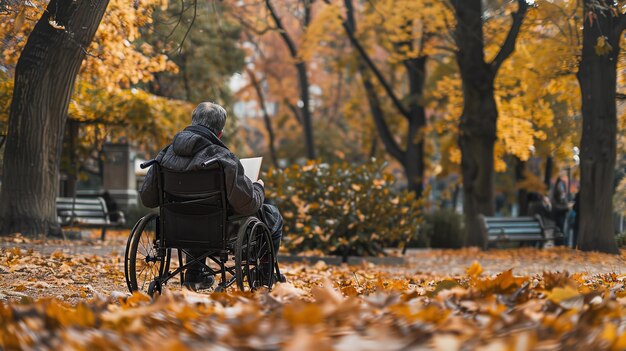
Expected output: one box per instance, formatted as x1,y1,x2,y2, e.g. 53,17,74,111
563,147,580,248
567,147,580,201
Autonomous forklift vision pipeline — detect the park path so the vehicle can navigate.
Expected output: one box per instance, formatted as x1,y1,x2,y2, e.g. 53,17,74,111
2,229,625,277
401,247,626,276
0,231,626,301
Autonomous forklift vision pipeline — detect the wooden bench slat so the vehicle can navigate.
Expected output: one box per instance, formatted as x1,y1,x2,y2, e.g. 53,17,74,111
56,196,125,240
489,234,546,242
59,210,108,217
488,223,542,230
481,215,551,249
72,218,109,225
484,217,537,222
56,204,105,210
488,228,542,234
57,198,105,204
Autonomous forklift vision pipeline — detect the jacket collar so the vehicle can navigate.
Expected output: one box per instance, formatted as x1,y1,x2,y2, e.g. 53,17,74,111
184,124,229,150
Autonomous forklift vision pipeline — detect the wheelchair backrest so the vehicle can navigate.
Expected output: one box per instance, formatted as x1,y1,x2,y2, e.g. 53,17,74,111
159,160,228,249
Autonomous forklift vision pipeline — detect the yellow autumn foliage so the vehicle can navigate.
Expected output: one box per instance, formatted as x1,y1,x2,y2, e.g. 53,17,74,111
0,0,176,88
0,0,191,150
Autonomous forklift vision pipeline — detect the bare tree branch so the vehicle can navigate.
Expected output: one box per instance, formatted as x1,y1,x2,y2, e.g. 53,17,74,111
338,0,404,161
176,0,197,54
232,10,278,36
324,0,410,119
166,0,186,40
266,0,299,59
490,0,529,75
284,98,303,125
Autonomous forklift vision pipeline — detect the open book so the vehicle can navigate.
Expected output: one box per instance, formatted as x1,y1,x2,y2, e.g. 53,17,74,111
240,157,263,182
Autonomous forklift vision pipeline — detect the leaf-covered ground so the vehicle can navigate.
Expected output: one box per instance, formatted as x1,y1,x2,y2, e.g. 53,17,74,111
2,233,626,350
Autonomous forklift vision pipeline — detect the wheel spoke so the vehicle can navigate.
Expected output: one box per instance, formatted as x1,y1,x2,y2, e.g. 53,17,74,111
141,265,151,291
257,242,268,257
136,263,149,280
139,235,150,256
140,229,153,254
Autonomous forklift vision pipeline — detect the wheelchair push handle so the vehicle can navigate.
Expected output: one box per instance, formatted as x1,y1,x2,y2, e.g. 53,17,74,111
140,159,158,169
201,158,219,168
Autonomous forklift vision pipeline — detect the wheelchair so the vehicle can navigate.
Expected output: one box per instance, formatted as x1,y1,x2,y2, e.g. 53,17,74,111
124,158,282,296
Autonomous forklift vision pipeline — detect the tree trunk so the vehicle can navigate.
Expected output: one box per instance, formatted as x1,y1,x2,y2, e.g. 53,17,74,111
515,157,528,216
265,0,316,159
403,57,426,197
452,0,527,248
342,0,426,197
0,0,109,237
296,62,316,159
455,0,497,248
576,0,622,254
544,156,553,189
458,91,497,247
247,69,279,168
65,119,79,198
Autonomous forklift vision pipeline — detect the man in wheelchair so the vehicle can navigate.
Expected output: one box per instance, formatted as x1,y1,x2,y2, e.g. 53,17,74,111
139,102,284,291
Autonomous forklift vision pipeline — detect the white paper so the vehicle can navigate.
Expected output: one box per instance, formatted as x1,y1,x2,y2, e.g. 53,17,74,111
240,157,263,182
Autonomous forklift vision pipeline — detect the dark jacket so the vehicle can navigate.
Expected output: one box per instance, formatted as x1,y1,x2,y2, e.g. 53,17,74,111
140,125,264,216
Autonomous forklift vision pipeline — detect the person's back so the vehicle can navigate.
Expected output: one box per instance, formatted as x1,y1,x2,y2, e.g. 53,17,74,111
139,102,283,290
140,103,264,216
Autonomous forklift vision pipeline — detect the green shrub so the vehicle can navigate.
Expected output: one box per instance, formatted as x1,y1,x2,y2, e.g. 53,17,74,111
420,209,465,249
266,161,422,256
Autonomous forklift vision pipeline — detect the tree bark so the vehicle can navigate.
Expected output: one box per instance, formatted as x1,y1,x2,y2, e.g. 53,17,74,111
515,157,528,216
452,0,527,248
265,0,316,159
403,57,426,197
0,0,109,237
65,119,79,198
544,156,553,189
247,69,279,168
576,0,622,254
296,61,316,159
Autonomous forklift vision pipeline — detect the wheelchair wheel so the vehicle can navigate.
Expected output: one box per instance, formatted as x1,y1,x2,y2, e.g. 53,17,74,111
124,213,170,294
234,218,276,291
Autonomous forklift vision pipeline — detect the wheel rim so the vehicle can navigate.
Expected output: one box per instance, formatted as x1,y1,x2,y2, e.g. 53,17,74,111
246,222,274,290
235,219,254,291
235,218,275,291
126,214,167,294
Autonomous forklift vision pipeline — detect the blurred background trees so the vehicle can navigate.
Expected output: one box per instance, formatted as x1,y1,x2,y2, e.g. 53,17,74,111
1,0,625,254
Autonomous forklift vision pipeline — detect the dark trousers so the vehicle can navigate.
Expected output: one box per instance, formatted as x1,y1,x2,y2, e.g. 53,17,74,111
185,203,283,281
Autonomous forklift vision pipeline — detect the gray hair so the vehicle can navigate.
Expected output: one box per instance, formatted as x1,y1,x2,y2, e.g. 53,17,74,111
191,102,227,135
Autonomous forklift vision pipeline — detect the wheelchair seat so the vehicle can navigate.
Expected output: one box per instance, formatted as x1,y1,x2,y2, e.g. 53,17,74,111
124,158,281,295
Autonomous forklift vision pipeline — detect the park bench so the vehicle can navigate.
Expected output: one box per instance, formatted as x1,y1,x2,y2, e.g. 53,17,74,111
56,197,125,240
478,215,561,249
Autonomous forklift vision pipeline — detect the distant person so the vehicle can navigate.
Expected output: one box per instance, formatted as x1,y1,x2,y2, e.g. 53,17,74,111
527,192,551,220
527,192,560,243
102,191,121,223
551,178,569,240
140,102,283,290
572,191,580,248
